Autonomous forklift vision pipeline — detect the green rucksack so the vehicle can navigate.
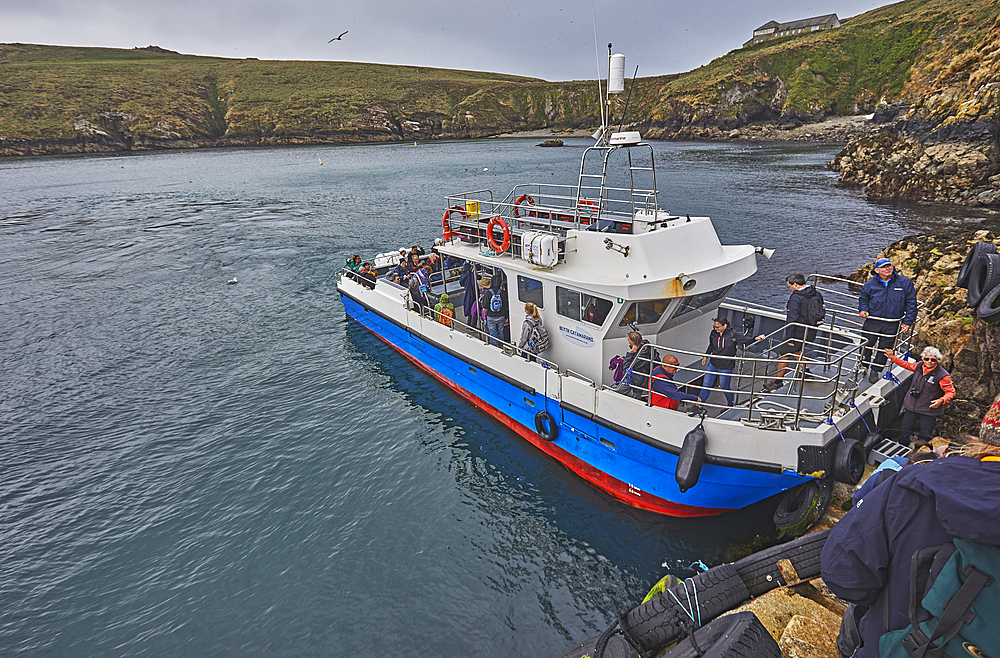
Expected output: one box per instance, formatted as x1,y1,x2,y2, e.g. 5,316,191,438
879,538,1000,658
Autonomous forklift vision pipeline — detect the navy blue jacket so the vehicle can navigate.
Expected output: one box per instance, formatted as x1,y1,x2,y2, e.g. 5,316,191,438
821,456,1000,658
783,285,823,341
858,269,918,325
705,326,753,369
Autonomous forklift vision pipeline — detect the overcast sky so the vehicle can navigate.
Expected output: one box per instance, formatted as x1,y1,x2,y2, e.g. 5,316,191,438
3,0,895,81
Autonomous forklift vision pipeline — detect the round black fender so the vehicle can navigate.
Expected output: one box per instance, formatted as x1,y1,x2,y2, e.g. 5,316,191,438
863,431,882,455
833,438,865,485
662,611,780,658
620,563,750,655
733,528,831,598
676,424,707,493
976,281,1000,322
967,252,1000,308
773,478,833,539
956,241,996,289
534,410,558,441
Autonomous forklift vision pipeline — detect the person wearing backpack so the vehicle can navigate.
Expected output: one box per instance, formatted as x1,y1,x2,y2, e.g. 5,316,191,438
517,302,548,361
859,257,918,384
757,273,824,393
484,274,508,347
820,393,1000,658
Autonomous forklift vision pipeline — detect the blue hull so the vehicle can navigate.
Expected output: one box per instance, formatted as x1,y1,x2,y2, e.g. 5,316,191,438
341,292,809,516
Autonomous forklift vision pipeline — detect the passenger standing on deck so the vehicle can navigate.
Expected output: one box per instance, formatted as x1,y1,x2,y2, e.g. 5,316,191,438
699,316,753,406
485,275,508,347
883,346,955,445
517,302,545,361
820,395,1000,658
859,257,918,384
650,354,701,410
408,275,429,315
758,273,824,393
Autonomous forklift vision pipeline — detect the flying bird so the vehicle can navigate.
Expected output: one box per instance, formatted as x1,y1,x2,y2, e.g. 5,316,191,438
328,31,348,42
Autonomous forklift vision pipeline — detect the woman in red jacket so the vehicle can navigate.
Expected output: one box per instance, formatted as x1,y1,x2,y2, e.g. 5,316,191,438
883,346,955,445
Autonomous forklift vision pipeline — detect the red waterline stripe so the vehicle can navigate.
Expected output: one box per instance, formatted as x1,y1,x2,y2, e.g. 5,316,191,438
363,322,727,518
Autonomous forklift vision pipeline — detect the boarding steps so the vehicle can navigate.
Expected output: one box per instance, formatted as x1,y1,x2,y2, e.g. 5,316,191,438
868,437,910,466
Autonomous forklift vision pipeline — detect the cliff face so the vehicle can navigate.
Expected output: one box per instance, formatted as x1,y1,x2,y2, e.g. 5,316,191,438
828,13,1000,207
856,229,1000,436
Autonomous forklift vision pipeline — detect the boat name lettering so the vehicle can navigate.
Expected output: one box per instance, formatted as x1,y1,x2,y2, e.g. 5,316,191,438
559,325,595,348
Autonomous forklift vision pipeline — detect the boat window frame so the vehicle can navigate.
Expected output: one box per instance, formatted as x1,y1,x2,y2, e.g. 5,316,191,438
665,285,734,325
617,298,673,328
517,275,544,309
556,285,614,327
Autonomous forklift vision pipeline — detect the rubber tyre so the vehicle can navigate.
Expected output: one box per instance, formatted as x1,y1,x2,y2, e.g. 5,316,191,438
966,252,1000,308
733,528,831,598
956,241,996,289
976,281,1000,322
833,439,865,485
534,410,558,441
620,563,750,655
560,633,638,658
772,478,833,539
662,611,780,658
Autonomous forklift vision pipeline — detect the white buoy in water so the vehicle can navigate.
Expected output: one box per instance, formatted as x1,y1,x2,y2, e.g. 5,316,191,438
227,277,238,285
483,168,489,172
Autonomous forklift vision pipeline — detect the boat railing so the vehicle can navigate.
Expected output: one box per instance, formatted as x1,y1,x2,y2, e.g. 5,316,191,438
442,181,649,263
603,320,870,429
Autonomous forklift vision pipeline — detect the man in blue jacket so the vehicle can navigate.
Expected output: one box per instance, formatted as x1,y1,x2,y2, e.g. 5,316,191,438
821,396,1000,658
859,257,918,384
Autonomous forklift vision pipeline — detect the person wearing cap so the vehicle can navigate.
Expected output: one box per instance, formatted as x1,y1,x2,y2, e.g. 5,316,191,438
883,345,955,445
821,393,1000,658
858,257,918,384
358,262,377,289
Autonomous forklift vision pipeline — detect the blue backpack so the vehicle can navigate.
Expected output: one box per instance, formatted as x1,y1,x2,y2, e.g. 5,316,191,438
879,538,1000,658
490,289,503,313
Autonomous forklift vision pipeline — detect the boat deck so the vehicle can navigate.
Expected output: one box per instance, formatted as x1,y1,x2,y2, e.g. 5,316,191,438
361,266,917,433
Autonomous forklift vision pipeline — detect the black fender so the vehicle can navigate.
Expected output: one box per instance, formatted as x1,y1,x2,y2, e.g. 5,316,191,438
967,252,1000,308
956,241,996,289
833,438,865,485
676,424,707,493
534,410,558,441
773,478,833,539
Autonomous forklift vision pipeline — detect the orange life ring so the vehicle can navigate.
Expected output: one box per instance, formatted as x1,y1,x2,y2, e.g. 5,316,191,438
514,194,535,218
486,216,511,253
442,205,465,241
577,198,600,215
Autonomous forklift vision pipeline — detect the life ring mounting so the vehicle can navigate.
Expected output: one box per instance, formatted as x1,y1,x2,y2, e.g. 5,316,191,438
487,216,511,253
442,205,466,242
514,194,535,218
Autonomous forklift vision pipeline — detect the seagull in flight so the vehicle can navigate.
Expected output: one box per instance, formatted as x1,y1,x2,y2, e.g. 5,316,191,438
328,31,348,42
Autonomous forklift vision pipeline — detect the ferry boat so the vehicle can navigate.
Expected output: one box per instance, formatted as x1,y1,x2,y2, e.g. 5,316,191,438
337,74,917,522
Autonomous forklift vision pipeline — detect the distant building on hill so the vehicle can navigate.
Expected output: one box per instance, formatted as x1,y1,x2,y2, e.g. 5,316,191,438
744,14,840,47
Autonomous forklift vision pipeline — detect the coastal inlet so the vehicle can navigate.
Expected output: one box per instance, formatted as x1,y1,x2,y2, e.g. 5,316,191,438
0,139,990,657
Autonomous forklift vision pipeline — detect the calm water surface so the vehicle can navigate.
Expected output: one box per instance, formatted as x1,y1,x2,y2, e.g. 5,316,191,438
0,139,989,657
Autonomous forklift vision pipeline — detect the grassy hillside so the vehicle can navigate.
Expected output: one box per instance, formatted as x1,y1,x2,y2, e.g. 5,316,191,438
2,0,998,154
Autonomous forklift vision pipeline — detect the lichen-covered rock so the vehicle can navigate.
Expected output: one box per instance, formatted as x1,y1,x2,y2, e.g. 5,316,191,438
727,587,842,642
779,615,839,658
852,229,1000,435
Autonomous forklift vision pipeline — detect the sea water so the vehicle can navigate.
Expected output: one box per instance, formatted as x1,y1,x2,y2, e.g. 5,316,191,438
0,139,988,656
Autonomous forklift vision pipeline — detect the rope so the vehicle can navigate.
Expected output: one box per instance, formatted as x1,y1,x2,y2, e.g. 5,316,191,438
690,560,709,573
824,415,847,442
848,399,872,435
666,577,703,628
884,370,901,385
592,616,621,658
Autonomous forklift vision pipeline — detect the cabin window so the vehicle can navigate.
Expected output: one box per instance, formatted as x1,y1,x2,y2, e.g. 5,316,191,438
668,286,732,322
518,275,544,308
556,286,613,327
618,298,672,327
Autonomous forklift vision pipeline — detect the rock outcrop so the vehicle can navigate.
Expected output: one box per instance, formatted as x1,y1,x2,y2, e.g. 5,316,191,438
851,229,1000,435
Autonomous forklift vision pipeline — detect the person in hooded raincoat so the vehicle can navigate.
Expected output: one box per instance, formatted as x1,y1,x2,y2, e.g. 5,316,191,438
820,394,1000,658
